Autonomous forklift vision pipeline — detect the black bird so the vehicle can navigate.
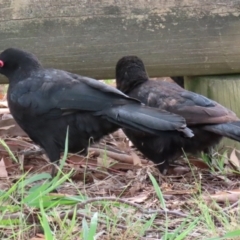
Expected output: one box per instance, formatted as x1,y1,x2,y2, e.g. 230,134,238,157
116,56,240,172
0,48,193,176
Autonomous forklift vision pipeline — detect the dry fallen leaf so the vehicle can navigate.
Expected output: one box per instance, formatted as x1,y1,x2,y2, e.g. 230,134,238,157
30,234,45,240
0,118,27,137
229,149,240,169
0,158,8,178
203,189,240,204
0,101,8,108
97,156,112,168
129,182,144,197
131,151,142,166
2,113,13,120
188,157,210,169
0,93,6,100
126,192,150,203
30,238,45,240
172,166,190,175
163,188,198,195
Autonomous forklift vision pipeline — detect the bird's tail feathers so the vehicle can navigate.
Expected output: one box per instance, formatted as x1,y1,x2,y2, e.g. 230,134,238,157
98,103,194,138
202,121,240,142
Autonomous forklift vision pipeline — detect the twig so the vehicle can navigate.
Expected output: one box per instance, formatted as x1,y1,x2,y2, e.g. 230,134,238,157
87,167,124,185
66,158,122,173
223,199,240,212
64,196,188,217
20,146,148,166
20,148,45,157
59,211,127,229
2,212,25,220
91,143,126,154
89,148,149,165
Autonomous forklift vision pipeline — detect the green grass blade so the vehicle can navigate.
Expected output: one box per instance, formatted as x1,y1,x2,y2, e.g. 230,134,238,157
175,217,199,240
39,199,54,240
18,173,52,190
82,217,90,240
207,229,240,240
140,214,157,237
0,138,18,163
88,212,98,240
148,172,165,209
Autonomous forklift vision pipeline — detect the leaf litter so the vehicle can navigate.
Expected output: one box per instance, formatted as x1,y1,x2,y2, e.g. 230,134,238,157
0,81,240,239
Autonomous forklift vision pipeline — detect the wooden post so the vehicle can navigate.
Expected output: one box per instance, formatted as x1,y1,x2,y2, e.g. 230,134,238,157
1,0,240,82
185,75,240,150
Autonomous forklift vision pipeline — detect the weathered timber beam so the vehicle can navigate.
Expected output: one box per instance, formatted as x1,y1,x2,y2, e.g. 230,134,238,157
1,0,240,83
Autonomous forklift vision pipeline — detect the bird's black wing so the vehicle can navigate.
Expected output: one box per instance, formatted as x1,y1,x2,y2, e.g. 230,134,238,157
138,81,238,125
10,69,139,117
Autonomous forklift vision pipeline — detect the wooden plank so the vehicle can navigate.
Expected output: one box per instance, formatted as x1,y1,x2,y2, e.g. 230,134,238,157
1,0,240,82
185,75,240,150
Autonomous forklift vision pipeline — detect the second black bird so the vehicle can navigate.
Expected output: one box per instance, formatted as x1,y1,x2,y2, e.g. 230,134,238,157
116,56,240,172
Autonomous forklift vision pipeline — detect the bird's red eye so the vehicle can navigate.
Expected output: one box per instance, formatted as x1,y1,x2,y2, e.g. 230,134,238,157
0,60,4,68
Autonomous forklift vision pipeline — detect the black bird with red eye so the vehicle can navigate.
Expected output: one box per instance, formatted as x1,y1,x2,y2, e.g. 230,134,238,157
0,48,193,179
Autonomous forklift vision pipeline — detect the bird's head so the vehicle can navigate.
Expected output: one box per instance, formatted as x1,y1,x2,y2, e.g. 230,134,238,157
0,48,41,81
115,56,148,94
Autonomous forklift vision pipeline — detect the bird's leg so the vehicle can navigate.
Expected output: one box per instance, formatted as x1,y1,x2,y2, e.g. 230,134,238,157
157,159,169,175
42,146,62,192
51,163,58,179
47,162,60,193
